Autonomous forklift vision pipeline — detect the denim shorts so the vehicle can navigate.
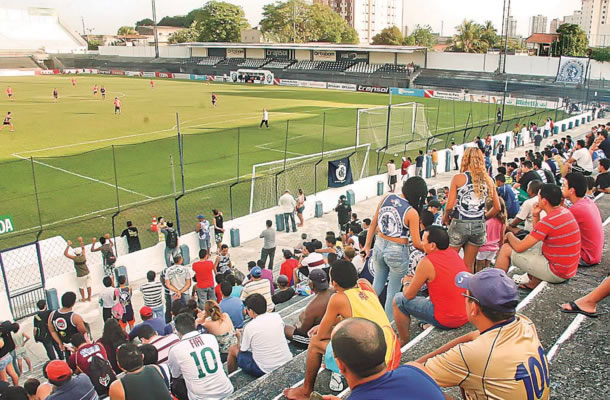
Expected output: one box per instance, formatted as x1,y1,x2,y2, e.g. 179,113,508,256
448,219,487,247
0,354,12,370
237,351,265,377
394,293,448,328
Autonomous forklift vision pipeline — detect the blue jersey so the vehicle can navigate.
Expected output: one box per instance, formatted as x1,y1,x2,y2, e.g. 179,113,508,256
349,365,445,400
498,185,519,219
377,194,411,239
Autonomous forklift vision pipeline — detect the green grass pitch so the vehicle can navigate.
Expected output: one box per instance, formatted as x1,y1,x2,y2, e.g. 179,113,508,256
0,75,559,249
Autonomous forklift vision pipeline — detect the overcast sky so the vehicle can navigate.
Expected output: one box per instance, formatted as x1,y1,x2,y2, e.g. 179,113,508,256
0,0,582,38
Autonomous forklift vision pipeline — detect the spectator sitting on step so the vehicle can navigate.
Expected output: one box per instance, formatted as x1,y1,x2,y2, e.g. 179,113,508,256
594,158,610,195
284,269,334,349
195,300,237,363
417,269,551,399
255,259,275,295
227,294,292,377
136,324,179,365
495,184,581,289
279,250,299,286
283,261,401,399
67,333,115,396
507,180,544,236
294,241,327,286
41,359,98,400
128,307,172,341
219,281,245,329
393,226,469,347
240,267,274,313
562,172,603,267
561,275,609,318
585,175,596,200
272,275,295,305
321,318,444,400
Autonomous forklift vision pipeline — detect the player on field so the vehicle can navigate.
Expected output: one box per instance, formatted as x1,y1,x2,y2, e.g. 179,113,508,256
211,93,217,108
6,86,13,100
100,86,106,100
93,84,98,96
71,77,76,87
150,80,155,88
114,97,121,114
53,88,58,103
0,112,14,132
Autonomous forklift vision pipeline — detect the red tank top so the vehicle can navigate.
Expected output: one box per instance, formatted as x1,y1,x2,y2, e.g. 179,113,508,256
425,248,468,328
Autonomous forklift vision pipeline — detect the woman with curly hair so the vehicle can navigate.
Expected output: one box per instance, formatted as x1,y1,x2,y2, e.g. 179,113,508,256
363,176,428,320
443,147,500,271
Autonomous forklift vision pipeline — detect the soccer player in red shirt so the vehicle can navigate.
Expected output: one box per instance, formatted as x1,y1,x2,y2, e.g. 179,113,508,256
0,112,14,132
114,97,121,115
6,87,13,100
211,93,217,108
71,77,76,87
53,88,58,103
150,80,155,88
93,84,98,96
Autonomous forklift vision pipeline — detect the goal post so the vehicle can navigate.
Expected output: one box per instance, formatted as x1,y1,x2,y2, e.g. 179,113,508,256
249,144,371,214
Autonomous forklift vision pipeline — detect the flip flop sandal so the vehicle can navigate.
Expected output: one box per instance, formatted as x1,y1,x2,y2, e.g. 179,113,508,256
329,371,344,392
560,301,599,318
418,322,431,330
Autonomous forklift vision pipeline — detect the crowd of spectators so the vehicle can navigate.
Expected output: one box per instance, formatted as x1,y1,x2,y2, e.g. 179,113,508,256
0,118,608,399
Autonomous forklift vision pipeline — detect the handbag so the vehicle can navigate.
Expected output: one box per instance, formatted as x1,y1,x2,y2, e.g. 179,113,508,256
111,289,125,319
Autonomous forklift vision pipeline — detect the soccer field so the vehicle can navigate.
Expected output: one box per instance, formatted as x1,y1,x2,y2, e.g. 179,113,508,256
0,75,560,249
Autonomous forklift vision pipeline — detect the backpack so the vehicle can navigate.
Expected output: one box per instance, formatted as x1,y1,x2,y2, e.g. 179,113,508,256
33,312,51,343
166,229,178,249
111,289,125,319
85,354,117,396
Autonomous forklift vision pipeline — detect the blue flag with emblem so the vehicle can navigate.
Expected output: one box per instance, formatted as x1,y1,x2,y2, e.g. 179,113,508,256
328,157,353,188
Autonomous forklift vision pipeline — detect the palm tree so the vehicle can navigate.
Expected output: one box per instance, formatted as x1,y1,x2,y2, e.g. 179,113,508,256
480,20,498,48
452,20,484,53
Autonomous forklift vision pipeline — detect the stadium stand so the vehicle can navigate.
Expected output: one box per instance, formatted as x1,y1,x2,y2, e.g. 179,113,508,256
0,56,39,69
288,60,320,70
345,62,382,74
315,60,356,72
238,58,272,68
192,56,224,66
0,7,86,53
376,63,408,73
217,58,247,66
264,59,296,69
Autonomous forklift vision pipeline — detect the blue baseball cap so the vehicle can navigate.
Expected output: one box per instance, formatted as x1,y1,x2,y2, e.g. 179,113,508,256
196,214,205,219
455,269,518,312
251,266,262,278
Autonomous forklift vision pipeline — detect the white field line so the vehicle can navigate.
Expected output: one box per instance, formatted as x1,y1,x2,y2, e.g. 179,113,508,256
12,153,153,199
256,145,305,156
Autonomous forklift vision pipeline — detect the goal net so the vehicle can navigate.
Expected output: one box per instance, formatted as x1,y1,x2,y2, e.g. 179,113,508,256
249,144,371,214
357,102,432,149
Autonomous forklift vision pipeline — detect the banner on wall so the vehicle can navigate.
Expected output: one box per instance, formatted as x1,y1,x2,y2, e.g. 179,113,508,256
189,74,207,81
278,79,299,86
556,56,587,84
390,87,425,97
265,49,289,59
230,70,274,84
155,72,174,78
357,85,389,94
173,73,191,80
125,71,142,77
313,50,336,62
226,48,245,58
328,82,357,91
328,157,353,188
336,51,369,62
298,80,326,89
141,71,156,78
37,69,60,75
110,70,125,75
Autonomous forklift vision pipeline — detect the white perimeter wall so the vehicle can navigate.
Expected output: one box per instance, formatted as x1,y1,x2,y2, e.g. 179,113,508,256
427,52,610,80
0,111,593,321
370,52,394,64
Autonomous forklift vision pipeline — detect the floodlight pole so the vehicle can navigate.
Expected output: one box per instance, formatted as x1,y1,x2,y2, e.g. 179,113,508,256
151,0,160,58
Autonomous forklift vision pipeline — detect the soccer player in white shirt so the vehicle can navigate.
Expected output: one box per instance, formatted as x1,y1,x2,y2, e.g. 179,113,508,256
167,313,233,400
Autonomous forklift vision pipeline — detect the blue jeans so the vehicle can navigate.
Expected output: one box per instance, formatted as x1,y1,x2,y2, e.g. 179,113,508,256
394,293,447,328
196,287,216,309
372,236,409,321
283,213,296,232
237,351,265,377
151,305,164,321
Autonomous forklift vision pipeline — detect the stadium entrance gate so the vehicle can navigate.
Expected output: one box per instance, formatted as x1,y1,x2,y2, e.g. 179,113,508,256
0,242,46,320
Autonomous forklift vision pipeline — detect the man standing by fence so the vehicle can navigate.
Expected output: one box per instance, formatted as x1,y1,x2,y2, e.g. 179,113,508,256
279,190,297,233
63,237,91,303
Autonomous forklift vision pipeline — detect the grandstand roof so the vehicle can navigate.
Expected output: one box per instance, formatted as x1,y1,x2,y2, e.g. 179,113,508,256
179,42,427,54
525,33,559,44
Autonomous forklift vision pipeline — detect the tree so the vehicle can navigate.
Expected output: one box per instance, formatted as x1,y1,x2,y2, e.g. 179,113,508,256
553,23,589,57
480,20,499,49
168,22,201,44
158,15,188,27
371,26,403,45
135,18,154,26
117,26,137,36
591,47,610,62
404,25,437,48
87,38,101,50
185,8,205,27
451,20,485,53
197,1,249,42
260,0,358,43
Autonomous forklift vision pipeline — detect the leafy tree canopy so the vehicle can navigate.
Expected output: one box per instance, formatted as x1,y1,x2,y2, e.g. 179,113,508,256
404,25,437,47
197,1,249,42
117,26,137,36
553,23,589,57
371,26,403,45
135,18,154,26
158,15,187,27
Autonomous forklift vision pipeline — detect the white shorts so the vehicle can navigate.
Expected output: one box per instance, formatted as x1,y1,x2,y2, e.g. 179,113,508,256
76,274,91,289
476,250,498,261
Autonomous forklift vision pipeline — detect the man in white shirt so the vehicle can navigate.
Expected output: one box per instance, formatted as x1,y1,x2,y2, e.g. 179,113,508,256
567,139,593,175
278,190,297,233
227,293,292,376
508,180,545,234
294,241,327,285
168,313,233,400
260,108,269,128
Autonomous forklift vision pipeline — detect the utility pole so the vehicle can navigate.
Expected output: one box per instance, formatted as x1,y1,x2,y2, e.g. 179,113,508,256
441,20,444,37
293,0,297,43
81,16,86,36
151,0,160,58
498,0,511,74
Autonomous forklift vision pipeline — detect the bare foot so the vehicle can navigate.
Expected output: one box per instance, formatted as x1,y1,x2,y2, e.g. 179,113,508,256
561,299,596,314
283,387,310,400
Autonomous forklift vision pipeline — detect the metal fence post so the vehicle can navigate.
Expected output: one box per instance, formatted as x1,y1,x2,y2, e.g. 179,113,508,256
314,113,326,195
30,157,43,240
111,145,120,255
229,128,240,220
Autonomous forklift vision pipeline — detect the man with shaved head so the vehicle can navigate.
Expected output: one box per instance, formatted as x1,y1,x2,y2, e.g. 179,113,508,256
322,318,444,400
